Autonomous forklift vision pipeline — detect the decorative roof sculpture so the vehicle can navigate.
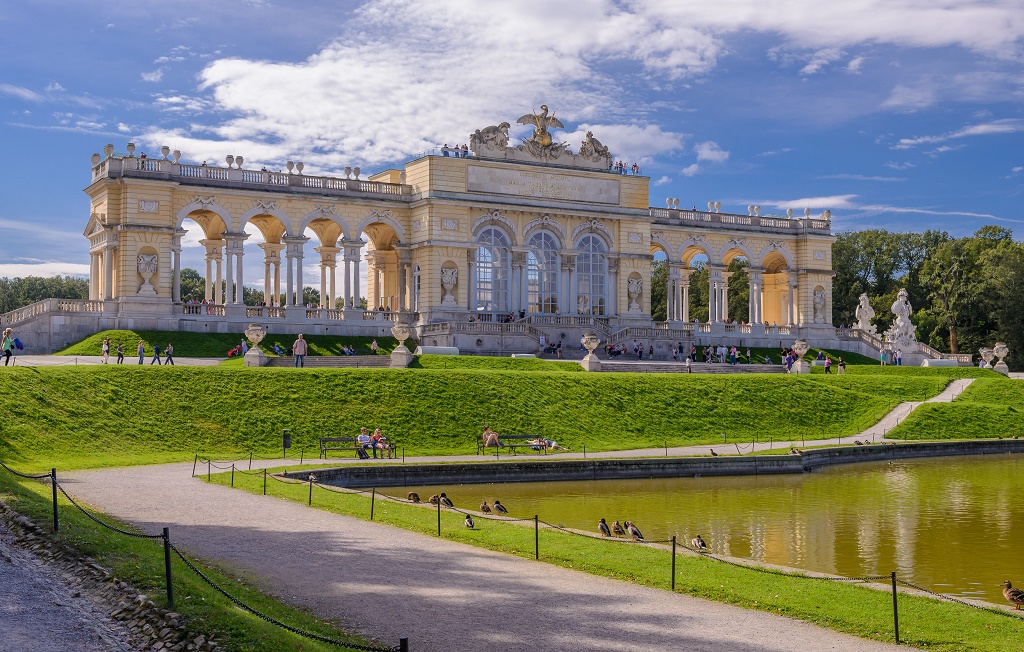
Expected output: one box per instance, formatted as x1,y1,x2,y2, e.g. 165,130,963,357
469,105,614,171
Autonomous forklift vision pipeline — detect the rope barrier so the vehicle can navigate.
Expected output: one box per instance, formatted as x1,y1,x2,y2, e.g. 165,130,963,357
0,459,52,480
55,483,164,540
896,578,1024,620
168,543,401,651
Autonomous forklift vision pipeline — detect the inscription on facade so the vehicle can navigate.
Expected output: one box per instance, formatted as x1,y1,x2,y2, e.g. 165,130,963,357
467,165,619,205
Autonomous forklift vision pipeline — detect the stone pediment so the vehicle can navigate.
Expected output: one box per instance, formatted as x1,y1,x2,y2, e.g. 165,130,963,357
470,105,613,171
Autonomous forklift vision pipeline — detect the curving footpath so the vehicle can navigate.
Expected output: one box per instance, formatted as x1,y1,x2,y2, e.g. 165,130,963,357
65,462,900,652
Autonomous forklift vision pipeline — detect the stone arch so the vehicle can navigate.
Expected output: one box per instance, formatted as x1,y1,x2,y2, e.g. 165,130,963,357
297,210,351,241
678,238,715,266
649,233,673,259
174,200,231,235
718,241,756,265
471,210,517,246
240,205,293,235
522,214,567,245
571,219,614,250
355,209,405,244
758,242,794,270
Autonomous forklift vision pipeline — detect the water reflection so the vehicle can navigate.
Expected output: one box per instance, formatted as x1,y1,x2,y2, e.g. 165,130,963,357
383,455,1024,604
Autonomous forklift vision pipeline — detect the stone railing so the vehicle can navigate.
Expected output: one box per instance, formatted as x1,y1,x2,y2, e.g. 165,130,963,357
362,310,398,321
608,326,694,343
0,299,106,327
917,341,973,363
523,314,611,334
648,208,831,234
93,156,412,198
420,321,543,342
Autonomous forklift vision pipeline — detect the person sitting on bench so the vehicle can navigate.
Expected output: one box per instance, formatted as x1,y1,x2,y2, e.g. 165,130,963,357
371,428,391,457
356,427,376,458
482,425,503,448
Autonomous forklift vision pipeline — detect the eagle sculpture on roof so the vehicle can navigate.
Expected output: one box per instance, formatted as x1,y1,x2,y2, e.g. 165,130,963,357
517,105,564,148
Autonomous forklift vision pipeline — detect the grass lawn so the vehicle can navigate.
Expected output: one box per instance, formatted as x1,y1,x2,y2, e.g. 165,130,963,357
208,470,1024,652
890,375,1024,440
0,472,381,652
57,329,404,358
409,354,584,372
0,366,956,471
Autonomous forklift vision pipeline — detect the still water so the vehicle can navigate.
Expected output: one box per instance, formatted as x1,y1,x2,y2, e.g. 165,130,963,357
385,454,1023,604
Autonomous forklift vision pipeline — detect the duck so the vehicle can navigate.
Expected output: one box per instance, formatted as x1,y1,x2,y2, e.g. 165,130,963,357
625,520,644,541
789,447,800,455
691,534,707,551
611,520,626,537
439,493,454,508
428,494,440,505
407,492,420,503
465,514,475,529
598,518,611,537
710,449,719,457
493,500,509,515
1002,581,1024,610
480,501,492,514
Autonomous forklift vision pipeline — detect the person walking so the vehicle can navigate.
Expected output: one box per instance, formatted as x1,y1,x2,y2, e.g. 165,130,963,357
116,342,124,364
824,356,832,374
686,356,692,374
150,343,162,365
1,328,14,366
137,340,145,364
101,338,110,364
837,357,846,374
293,334,308,367
164,343,174,366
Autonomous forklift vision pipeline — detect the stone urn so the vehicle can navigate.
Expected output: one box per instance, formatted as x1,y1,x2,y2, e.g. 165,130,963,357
790,339,810,374
440,268,458,307
980,347,995,369
579,332,602,372
993,343,1009,375
243,323,269,367
390,322,414,368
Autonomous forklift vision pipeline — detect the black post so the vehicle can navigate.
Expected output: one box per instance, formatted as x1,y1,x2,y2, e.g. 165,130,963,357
671,536,677,590
192,454,198,477
436,500,441,537
891,571,900,644
402,447,405,463
300,447,304,465
207,460,211,482
534,515,539,560
371,488,376,521
50,468,58,532
163,527,174,607
308,477,313,505
231,464,235,487
263,468,267,495
583,444,586,459
399,637,409,652
249,451,253,470
665,440,668,457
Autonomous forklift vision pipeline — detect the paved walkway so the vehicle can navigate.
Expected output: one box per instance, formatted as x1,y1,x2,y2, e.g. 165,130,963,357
5,355,223,367
65,463,900,652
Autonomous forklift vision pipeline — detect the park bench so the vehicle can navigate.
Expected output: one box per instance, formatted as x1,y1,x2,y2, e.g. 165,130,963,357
319,436,397,460
477,434,550,456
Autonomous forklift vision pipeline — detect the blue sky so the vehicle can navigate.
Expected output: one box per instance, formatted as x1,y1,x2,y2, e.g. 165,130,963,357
1,0,1023,283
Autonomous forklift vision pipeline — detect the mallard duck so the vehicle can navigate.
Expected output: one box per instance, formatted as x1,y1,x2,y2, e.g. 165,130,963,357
691,534,707,551
625,520,644,541
428,494,440,505
1002,581,1024,610
612,520,626,537
710,449,719,457
480,501,492,513
407,492,420,503
439,493,454,508
493,500,508,515
598,518,611,537
465,514,475,529
790,447,799,455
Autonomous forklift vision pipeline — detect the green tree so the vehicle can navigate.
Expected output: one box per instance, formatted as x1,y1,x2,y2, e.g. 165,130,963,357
650,259,667,321
726,258,749,322
179,268,205,303
0,275,89,313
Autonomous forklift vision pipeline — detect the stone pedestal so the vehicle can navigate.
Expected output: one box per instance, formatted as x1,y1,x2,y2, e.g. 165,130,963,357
792,359,810,374
580,353,602,372
994,360,1010,376
225,304,247,318
243,347,268,367
390,345,413,368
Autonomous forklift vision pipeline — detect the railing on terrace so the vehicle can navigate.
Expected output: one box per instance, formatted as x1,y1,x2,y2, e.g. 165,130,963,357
420,321,543,342
522,314,611,334
0,299,106,327
609,326,695,343
181,304,226,317
93,155,412,197
648,207,831,234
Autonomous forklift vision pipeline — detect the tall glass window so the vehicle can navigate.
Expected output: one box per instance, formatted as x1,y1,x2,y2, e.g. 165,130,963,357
527,231,559,314
575,235,607,315
475,227,511,312
412,264,420,312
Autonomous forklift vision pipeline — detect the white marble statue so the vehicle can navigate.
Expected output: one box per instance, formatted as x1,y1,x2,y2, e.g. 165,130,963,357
884,287,917,347
854,293,876,333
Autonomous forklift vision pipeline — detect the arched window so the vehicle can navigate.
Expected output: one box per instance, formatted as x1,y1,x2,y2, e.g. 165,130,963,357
527,231,559,314
412,264,421,312
475,227,511,312
575,235,607,315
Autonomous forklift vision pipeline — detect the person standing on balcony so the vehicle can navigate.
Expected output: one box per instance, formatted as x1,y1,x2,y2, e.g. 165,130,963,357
293,334,308,368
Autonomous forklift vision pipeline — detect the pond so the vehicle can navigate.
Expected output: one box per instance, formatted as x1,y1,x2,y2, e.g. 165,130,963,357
383,454,1024,605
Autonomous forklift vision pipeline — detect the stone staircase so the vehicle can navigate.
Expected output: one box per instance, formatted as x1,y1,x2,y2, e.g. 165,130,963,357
266,355,392,368
599,361,786,374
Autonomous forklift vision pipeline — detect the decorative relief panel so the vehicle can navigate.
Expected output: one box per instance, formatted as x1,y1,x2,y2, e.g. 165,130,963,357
814,250,826,260
442,219,458,230
627,233,642,243
139,200,159,213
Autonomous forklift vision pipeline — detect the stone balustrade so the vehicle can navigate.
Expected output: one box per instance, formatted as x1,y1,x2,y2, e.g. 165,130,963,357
649,207,831,235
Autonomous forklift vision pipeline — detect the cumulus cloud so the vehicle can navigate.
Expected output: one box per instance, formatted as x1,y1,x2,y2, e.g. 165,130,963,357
681,164,701,176
0,262,90,278
1012,166,1023,174
654,175,672,186
141,69,165,83
694,141,729,163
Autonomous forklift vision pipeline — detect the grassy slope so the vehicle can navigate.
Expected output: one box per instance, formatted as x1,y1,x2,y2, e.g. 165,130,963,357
0,473,379,652
211,472,1023,652
0,366,952,470
890,375,1024,440
410,354,584,372
57,329,402,358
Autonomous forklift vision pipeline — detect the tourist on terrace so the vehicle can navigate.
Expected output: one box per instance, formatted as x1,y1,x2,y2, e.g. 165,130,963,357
442,144,451,157
880,349,887,366
686,356,692,373
164,343,175,366
746,348,752,363
1,328,13,366
896,348,903,366
483,426,503,448
460,144,469,157
293,334,308,368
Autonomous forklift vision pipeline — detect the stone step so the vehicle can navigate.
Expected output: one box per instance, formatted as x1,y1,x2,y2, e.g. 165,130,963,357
599,362,786,374
266,356,392,368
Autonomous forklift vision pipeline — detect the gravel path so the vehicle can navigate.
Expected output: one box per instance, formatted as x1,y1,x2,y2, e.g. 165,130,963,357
64,463,901,652
6,355,223,367
0,519,135,651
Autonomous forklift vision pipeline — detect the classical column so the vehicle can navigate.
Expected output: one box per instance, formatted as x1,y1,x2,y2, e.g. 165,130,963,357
214,255,223,305
343,256,352,308
680,269,693,322
606,256,618,317
295,253,304,306
102,246,114,300
352,253,361,310
224,251,234,304
234,249,244,304
204,254,213,301
787,271,798,326
319,264,327,308
665,266,675,322
89,253,99,300
263,260,271,305
171,238,182,303
747,268,764,324
273,260,281,307
707,266,721,323
721,271,732,323
467,250,477,311
329,264,337,310
285,249,294,306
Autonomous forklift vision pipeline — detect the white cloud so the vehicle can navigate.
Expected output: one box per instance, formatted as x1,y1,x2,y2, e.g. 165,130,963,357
559,124,685,161
1011,166,1023,174
0,262,89,278
925,144,966,157
766,194,859,210
141,69,165,83
681,164,701,176
819,174,907,182
758,148,792,157
893,119,1024,149
694,141,729,163
45,82,65,92
654,175,672,186
846,56,865,74
884,161,916,170
0,84,44,102
799,48,845,75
